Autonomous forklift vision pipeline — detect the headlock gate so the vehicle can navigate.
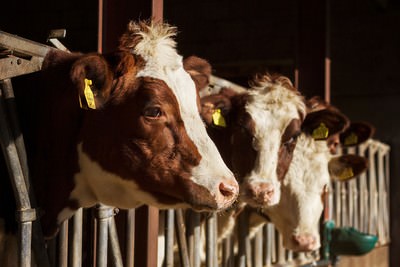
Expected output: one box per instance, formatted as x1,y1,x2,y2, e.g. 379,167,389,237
0,30,390,267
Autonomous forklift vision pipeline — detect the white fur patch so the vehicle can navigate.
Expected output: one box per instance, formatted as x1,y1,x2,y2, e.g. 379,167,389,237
133,23,235,195
60,143,189,223
244,81,305,205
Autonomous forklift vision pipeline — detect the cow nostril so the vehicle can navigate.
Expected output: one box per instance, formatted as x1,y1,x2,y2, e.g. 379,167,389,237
219,182,237,197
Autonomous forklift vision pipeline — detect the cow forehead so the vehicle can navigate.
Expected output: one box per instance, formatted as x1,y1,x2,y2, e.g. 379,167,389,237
245,87,304,141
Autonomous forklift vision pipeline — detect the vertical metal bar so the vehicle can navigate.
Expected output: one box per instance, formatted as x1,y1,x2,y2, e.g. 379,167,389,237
222,236,232,267
186,210,194,267
96,205,109,267
0,86,33,267
126,209,135,267
236,211,249,267
134,206,159,267
192,212,201,267
108,216,123,267
277,233,285,264
58,220,68,267
324,0,331,103
1,79,51,267
71,208,83,267
254,229,263,267
175,209,190,267
264,224,272,266
206,213,216,267
97,0,104,53
152,0,164,22
165,209,175,267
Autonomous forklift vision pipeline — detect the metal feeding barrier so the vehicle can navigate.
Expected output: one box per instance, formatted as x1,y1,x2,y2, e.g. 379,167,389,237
0,29,391,267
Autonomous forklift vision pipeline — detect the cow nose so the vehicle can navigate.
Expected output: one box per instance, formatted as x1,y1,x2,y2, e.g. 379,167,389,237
219,181,238,197
245,182,278,207
216,179,239,209
292,234,319,252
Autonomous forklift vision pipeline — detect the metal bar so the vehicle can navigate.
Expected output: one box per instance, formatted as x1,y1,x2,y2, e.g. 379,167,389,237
192,212,201,267
175,209,190,267
165,209,175,267
236,210,249,267
96,205,112,267
254,229,263,267
58,220,68,267
125,209,135,267
0,86,34,267
108,216,123,267
0,30,53,58
222,235,233,267
206,213,216,267
71,209,83,267
152,0,164,22
1,79,50,267
134,206,159,267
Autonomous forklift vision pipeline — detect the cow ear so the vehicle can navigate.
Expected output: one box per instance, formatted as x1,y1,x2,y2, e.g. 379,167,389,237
340,122,375,147
329,154,368,182
183,56,212,92
200,88,238,127
70,52,136,110
302,109,350,140
70,54,113,110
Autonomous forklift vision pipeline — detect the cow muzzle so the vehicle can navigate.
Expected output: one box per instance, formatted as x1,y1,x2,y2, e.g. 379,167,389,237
241,181,280,208
290,233,320,252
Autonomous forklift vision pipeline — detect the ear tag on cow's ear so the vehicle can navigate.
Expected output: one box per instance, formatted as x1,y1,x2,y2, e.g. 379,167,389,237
79,78,96,110
312,123,329,140
212,109,227,127
338,167,354,181
344,132,358,146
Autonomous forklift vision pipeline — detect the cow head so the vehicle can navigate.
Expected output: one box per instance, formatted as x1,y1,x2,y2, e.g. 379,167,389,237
201,74,305,208
39,21,238,233
259,115,372,252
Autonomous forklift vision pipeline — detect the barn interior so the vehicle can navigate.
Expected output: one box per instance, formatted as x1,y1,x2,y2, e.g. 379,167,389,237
0,0,399,266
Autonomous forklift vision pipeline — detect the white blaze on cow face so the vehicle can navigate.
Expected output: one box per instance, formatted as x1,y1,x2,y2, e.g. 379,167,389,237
241,77,305,207
130,22,238,210
263,134,330,251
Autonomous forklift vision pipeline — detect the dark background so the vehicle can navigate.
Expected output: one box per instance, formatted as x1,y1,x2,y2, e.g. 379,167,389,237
1,0,399,266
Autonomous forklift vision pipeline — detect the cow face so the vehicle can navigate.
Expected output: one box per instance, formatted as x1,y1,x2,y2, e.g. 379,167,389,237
201,74,305,208
260,115,371,252
45,21,238,229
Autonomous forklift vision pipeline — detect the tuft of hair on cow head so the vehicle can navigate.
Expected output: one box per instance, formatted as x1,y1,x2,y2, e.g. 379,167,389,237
329,154,368,182
70,52,138,109
340,121,375,147
301,109,350,140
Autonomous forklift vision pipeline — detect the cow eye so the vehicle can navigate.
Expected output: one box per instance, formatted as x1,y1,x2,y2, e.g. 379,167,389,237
143,107,162,118
284,132,300,145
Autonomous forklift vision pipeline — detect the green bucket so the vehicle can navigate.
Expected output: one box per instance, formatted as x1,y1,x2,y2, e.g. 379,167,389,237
330,227,378,256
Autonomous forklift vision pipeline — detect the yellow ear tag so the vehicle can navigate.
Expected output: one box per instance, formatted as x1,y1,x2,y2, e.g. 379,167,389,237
344,132,358,146
81,78,96,109
338,167,354,181
212,109,227,127
312,123,329,140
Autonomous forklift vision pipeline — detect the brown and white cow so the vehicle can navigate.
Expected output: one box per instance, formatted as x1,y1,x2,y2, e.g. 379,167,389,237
6,21,238,237
248,109,373,252
200,74,306,208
